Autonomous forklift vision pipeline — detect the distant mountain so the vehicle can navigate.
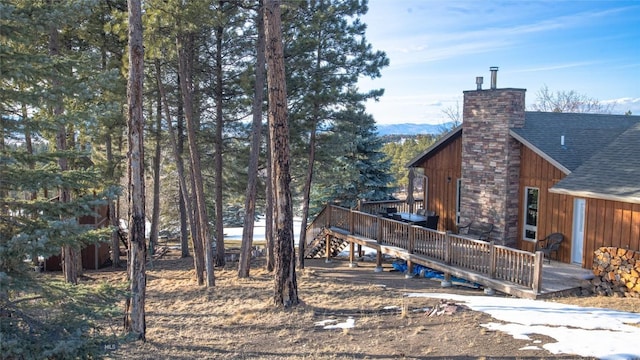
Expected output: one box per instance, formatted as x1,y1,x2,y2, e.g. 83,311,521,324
376,122,455,136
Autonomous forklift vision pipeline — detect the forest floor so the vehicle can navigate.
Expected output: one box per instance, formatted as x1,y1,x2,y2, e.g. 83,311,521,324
81,248,640,360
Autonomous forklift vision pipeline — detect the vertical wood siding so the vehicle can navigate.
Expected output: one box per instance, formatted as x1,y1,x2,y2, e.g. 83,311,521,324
420,136,462,231
418,139,640,269
582,200,640,269
518,147,571,260
518,147,640,268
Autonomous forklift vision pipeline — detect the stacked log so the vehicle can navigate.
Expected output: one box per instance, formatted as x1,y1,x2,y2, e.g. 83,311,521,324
592,247,640,298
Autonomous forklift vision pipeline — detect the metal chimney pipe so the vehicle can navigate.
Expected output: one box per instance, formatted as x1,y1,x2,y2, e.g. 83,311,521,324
475,76,483,90
490,66,498,89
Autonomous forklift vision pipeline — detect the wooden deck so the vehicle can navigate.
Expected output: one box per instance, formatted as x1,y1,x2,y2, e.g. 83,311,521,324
538,260,594,298
306,205,593,299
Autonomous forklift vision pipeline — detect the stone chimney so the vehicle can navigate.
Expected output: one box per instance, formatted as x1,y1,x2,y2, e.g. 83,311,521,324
460,67,526,246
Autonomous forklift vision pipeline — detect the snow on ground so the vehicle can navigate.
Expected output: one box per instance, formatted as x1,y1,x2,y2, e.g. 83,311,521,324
406,293,640,360
314,317,356,330
223,217,302,242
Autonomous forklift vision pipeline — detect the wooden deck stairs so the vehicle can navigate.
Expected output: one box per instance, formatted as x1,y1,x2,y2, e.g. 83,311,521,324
304,228,349,259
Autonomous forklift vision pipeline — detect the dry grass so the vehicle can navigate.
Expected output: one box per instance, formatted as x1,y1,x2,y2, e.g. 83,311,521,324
74,249,637,359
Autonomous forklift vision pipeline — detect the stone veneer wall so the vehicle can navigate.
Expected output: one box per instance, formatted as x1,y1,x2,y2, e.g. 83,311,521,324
460,88,526,247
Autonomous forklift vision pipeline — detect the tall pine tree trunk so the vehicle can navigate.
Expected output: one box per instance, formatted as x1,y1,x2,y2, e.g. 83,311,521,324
155,59,204,270
239,0,266,278
149,89,162,257
49,13,77,285
177,33,215,287
124,0,146,340
298,36,324,269
106,133,121,268
297,123,317,269
214,13,225,267
155,61,202,278
264,0,298,307
177,107,195,261
265,127,275,272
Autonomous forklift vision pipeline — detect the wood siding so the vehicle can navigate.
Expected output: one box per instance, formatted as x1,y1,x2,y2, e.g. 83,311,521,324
518,147,640,269
420,136,462,231
517,147,570,258
416,137,640,269
582,199,640,269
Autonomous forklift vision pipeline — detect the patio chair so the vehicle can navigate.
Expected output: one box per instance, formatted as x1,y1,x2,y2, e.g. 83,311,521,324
535,232,564,263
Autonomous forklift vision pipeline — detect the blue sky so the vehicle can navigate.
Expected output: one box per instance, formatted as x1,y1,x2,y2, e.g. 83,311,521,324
358,1,640,125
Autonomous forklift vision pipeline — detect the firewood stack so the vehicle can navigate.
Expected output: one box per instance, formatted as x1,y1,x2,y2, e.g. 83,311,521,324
592,247,640,298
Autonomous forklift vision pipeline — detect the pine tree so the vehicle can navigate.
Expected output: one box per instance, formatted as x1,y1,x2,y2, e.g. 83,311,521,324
1,1,125,357
312,108,395,210
264,0,299,308
280,0,388,266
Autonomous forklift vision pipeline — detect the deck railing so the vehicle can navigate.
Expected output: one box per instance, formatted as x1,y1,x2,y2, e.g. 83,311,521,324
357,199,423,215
320,204,542,292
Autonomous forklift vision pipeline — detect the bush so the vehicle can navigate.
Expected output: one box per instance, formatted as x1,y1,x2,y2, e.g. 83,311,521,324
0,276,126,359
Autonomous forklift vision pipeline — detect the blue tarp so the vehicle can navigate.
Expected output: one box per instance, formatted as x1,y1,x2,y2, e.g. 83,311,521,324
392,260,479,288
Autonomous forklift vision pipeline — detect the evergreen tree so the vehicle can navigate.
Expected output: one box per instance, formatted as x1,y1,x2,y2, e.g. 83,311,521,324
382,135,436,191
312,108,395,210
1,1,125,357
281,0,388,265
264,0,299,308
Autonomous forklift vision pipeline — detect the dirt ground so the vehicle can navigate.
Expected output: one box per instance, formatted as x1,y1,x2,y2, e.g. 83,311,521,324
83,249,639,360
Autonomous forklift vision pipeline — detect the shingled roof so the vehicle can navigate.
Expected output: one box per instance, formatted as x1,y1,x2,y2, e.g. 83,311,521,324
510,112,640,173
549,121,640,204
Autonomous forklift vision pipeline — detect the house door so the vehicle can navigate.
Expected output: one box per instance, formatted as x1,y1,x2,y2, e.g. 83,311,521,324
572,198,586,264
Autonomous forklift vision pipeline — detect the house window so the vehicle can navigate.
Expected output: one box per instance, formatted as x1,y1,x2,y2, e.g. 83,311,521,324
523,187,539,240
456,179,462,225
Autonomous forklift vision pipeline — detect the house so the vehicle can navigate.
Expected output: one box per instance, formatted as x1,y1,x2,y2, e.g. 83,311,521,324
43,204,111,271
407,68,640,269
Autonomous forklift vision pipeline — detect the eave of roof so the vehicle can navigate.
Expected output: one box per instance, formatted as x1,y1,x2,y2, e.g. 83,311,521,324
549,188,640,205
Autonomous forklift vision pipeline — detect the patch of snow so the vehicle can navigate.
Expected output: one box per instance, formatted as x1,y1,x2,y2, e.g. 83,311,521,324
405,293,640,360
314,319,338,327
315,317,355,330
223,217,302,242
519,345,542,351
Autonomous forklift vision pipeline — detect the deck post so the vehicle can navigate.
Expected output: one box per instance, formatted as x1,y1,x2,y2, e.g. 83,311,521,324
374,215,384,272
444,232,452,265
489,241,496,278
325,233,332,263
441,272,452,287
533,251,543,293
357,244,363,257
374,250,383,272
348,241,357,268
349,208,355,234
406,226,415,278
